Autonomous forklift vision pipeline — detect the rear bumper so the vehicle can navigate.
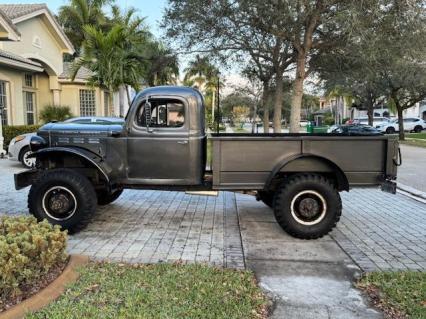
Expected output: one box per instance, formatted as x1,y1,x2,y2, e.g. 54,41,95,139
381,179,397,194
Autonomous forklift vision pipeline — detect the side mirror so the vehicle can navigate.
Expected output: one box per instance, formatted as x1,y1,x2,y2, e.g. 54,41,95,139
144,101,152,127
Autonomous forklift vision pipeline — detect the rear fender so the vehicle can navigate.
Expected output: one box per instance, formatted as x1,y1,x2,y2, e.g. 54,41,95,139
265,154,349,191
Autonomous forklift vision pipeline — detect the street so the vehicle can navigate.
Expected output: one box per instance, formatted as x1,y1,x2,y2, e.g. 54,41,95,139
398,144,426,193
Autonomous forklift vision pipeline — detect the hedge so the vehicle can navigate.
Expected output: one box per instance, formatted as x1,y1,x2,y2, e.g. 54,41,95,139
2,125,41,149
0,216,67,300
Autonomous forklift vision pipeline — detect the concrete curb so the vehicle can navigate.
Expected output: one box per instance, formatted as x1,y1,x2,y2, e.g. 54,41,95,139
397,183,426,203
0,255,89,319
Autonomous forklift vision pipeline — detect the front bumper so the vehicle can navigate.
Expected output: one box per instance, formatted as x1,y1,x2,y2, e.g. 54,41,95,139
14,169,39,190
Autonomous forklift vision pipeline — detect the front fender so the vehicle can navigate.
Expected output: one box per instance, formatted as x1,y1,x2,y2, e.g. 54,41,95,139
15,147,112,190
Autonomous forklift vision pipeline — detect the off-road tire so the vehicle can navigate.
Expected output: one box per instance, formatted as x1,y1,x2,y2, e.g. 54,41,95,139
257,190,274,208
28,169,97,231
97,189,123,205
273,174,342,239
385,127,396,134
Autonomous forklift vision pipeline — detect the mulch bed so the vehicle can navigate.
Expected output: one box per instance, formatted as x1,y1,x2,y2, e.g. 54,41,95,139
0,258,69,313
360,284,408,319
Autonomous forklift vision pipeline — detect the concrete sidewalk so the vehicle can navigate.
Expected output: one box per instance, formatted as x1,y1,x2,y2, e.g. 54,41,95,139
236,193,382,319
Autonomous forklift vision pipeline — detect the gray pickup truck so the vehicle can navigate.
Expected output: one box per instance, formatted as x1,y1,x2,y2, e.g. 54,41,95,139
15,86,400,239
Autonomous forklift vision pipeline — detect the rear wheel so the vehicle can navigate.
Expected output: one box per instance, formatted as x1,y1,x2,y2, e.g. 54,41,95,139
28,169,97,230
97,189,123,205
273,174,342,239
19,146,35,168
385,127,396,134
257,190,274,208
414,125,423,133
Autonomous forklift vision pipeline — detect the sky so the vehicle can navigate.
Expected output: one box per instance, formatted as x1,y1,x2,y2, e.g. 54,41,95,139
1,0,168,37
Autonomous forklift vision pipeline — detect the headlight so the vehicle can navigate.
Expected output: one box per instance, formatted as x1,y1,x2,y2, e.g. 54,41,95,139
14,135,26,143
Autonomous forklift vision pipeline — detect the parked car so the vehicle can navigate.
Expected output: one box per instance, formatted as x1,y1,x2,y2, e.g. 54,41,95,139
376,117,426,134
299,120,309,127
8,117,124,168
352,117,391,127
329,124,382,135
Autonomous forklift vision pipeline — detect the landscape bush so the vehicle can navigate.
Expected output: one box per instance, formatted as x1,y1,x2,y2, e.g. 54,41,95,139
39,105,73,123
2,125,41,148
0,216,67,300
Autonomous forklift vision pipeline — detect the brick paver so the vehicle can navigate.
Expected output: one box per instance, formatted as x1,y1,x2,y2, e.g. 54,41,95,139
0,160,245,268
1,159,425,272
333,188,426,272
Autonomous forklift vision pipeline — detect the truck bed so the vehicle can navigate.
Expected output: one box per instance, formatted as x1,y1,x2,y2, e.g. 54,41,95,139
210,133,399,190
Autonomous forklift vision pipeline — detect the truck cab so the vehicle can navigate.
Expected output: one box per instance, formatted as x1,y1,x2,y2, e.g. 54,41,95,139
124,86,206,185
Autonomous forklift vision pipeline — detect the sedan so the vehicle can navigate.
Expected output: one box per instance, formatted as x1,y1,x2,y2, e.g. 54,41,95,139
329,124,383,136
8,117,125,168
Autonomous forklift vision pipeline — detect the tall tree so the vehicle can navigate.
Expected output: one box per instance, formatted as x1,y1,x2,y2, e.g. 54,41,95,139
72,10,148,114
58,0,110,52
163,0,294,132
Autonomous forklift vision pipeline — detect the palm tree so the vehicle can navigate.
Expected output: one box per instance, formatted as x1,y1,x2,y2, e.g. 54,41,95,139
58,0,110,52
144,42,179,86
71,11,147,114
184,55,219,119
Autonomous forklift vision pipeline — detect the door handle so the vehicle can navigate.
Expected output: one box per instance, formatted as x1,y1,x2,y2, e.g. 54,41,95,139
177,140,188,145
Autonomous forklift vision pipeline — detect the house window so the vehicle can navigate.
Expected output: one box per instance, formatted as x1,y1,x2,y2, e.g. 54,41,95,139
80,90,96,116
0,81,7,126
104,92,110,116
24,91,35,125
24,74,34,87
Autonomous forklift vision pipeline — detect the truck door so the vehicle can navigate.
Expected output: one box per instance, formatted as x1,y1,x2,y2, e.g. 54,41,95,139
127,97,191,184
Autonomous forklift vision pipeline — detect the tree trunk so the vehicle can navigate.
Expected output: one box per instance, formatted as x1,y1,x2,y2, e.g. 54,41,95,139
366,93,374,126
262,82,270,133
290,53,306,133
397,106,405,141
126,85,132,111
273,71,284,133
252,102,258,133
211,88,215,122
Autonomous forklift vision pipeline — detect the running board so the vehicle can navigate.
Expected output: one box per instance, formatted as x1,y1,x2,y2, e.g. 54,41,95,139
185,190,219,196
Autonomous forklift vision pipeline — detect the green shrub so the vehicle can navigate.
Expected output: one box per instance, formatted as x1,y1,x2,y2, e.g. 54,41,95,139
39,105,73,124
324,116,335,126
0,216,67,299
2,125,41,148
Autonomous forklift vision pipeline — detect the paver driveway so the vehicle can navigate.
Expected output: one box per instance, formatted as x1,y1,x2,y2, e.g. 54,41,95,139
1,159,425,272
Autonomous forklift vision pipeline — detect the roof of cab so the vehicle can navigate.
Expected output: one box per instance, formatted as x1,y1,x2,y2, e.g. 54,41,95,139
138,86,203,100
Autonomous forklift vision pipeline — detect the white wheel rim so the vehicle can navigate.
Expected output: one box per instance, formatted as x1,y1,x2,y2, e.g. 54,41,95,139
23,151,35,167
42,186,78,221
290,190,327,226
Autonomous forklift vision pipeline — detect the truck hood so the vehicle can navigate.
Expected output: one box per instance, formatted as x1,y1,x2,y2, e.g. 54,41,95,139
39,122,124,134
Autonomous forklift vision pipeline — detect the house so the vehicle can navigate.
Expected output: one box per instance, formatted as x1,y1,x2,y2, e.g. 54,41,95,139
319,95,426,122
0,3,112,126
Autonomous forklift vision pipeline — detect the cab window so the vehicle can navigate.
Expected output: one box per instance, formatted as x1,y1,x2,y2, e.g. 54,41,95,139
136,99,185,128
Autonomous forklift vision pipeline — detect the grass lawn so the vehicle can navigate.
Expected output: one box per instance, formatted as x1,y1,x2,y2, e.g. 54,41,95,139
400,139,426,148
358,271,426,319
26,262,268,319
406,133,426,140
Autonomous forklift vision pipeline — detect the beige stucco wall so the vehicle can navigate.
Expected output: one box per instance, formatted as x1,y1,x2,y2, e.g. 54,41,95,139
2,16,63,75
61,83,108,117
0,66,24,125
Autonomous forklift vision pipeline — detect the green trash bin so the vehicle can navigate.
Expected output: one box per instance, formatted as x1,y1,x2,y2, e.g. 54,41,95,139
306,121,313,133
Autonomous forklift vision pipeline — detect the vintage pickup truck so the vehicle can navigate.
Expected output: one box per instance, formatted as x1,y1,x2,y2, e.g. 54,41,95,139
15,86,400,239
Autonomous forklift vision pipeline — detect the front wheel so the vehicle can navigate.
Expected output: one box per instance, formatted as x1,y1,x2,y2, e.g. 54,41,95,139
273,174,342,239
19,146,35,168
28,169,97,230
385,127,396,134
